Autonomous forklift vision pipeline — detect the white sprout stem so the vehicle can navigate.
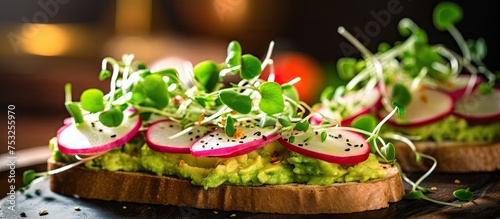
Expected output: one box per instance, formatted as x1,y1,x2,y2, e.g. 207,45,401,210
261,41,275,70
369,106,398,141
266,59,275,82
464,73,478,97
108,62,120,107
121,54,134,96
412,153,437,191
167,105,231,140
447,25,471,63
286,77,301,86
338,26,391,111
411,67,428,92
435,45,461,77
48,153,105,175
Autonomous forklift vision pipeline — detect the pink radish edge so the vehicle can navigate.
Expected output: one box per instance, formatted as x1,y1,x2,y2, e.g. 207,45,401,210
57,109,142,155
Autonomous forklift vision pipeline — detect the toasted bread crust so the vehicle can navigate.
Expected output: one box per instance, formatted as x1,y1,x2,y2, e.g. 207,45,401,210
394,141,500,172
48,158,404,214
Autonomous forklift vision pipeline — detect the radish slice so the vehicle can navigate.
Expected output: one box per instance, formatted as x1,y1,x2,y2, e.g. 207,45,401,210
279,128,369,164
57,109,141,155
311,88,381,126
454,88,500,124
438,74,482,100
379,88,454,127
190,127,279,157
146,120,210,153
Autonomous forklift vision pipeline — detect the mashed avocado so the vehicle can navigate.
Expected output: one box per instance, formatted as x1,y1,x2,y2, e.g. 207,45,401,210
50,137,387,189
383,115,500,142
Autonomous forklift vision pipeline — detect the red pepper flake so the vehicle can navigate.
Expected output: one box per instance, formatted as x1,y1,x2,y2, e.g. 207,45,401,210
418,86,427,92
233,128,244,139
179,160,185,167
221,119,226,126
420,94,428,104
197,114,205,126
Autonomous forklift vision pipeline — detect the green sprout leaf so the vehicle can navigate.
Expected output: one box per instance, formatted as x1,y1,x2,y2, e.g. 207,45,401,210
259,82,284,115
282,84,299,114
99,108,124,127
381,142,396,162
294,120,309,132
194,60,220,93
99,69,111,81
80,88,105,113
468,38,487,62
23,169,36,186
226,40,242,73
225,115,236,137
136,62,147,70
289,135,296,143
351,114,378,153
336,57,357,81
404,190,425,200
240,54,262,79
398,18,414,37
453,188,474,201
391,83,412,107
433,1,463,31
477,82,493,95
219,90,252,114
378,42,391,53
320,131,327,142
393,102,407,116
278,115,292,127
144,74,169,109
152,68,181,83
65,102,84,124
351,114,377,132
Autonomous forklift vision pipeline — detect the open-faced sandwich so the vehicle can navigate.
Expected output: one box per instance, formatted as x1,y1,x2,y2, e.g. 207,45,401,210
21,40,419,215
313,2,499,173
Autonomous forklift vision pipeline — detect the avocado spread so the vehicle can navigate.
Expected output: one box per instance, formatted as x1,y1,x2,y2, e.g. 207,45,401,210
49,137,387,189
383,115,500,142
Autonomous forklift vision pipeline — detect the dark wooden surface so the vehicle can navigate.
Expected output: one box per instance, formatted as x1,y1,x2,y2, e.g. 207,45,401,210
1,170,499,219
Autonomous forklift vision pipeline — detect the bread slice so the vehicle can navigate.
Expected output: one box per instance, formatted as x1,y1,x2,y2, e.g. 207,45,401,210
47,158,405,214
394,141,500,173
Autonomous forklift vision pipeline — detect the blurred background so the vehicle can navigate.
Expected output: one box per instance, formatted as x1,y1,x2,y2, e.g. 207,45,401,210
0,0,498,160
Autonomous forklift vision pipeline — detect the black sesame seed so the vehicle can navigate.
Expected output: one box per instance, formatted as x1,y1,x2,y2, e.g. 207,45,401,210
210,134,215,137
298,144,303,147
262,135,267,141
188,132,193,135
315,131,318,135
190,138,193,141
239,141,244,143
360,144,364,147
195,135,200,139
211,147,214,149
202,145,205,148
345,148,350,152
354,144,359,147
284,138,288,141
169,125,173,128
338,134,342,138
99,129,103,132
216,143,219,146
197,130,201,133
218,138,223,140
201,140,205,143
20,212,27,217
232,140,236,142
346,139,349,142
347,143,352,146
110,134,117,138
91,122,95,127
